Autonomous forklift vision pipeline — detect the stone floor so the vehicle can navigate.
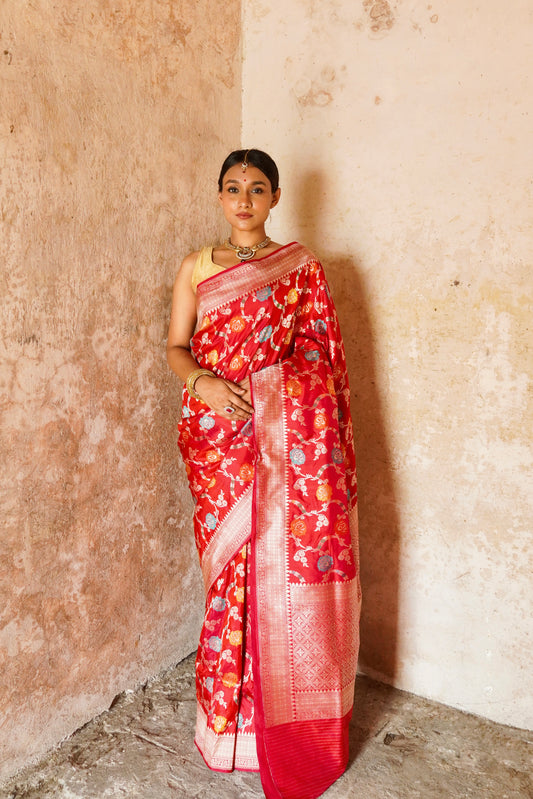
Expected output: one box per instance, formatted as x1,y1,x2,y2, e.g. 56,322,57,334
1,654,531,799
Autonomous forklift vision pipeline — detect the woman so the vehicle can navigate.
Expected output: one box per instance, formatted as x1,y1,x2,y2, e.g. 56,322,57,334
167,149,361,799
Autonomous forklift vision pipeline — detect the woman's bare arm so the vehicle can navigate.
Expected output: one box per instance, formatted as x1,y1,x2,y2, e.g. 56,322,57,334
166,252,201,380
166,254,253,420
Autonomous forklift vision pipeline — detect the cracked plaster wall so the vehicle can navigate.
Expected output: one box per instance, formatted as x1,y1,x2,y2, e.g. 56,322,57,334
243,0,532,728
0,0,241,782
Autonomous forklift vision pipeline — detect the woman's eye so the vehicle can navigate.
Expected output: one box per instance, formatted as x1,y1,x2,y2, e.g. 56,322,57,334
252,188,263,194
228,186,238,193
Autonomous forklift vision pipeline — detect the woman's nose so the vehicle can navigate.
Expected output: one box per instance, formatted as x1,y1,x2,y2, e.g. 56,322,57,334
239,193,251,206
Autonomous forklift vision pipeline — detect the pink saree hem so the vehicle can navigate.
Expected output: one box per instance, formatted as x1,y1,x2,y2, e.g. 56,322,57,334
195,703,260,773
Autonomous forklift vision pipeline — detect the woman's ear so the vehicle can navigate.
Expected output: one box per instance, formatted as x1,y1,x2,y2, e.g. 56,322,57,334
271,187,281,208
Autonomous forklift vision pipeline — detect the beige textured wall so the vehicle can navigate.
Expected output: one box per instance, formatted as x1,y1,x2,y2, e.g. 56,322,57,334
243,0,532,728
0,0,240,781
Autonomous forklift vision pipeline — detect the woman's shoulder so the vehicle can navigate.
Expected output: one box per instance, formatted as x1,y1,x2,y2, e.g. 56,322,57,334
182,246,211,264
179,246,212,273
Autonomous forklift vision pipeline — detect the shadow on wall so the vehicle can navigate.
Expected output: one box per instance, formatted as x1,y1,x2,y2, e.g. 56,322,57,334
295,169,401,694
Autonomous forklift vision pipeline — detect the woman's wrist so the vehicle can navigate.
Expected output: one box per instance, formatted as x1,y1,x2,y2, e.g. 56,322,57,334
186,368,213,400
193,373,214,397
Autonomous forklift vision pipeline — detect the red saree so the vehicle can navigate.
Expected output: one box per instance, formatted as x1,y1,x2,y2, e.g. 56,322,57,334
177,242,361,799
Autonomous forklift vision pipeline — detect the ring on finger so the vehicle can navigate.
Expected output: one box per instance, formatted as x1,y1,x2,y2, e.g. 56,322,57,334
224,405,235,414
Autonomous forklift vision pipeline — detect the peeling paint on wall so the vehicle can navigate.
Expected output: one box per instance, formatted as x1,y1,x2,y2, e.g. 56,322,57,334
363,0,396,34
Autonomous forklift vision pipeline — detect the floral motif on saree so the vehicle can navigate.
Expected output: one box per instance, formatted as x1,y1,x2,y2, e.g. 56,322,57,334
177,242,361,799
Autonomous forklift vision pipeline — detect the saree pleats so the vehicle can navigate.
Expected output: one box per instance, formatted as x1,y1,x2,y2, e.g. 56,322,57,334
194,543,258,771
177,243,361,799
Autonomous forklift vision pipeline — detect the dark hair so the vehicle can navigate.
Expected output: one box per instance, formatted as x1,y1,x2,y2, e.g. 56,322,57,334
218,149,279,193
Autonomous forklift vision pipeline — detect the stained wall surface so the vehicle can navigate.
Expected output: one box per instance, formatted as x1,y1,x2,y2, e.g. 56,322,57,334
0,0,240,782
242,0,532,728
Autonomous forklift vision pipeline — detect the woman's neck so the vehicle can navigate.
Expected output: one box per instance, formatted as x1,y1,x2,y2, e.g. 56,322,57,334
228,228,268,247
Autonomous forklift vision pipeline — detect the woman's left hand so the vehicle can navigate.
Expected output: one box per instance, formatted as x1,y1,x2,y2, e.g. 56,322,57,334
194,373,253,420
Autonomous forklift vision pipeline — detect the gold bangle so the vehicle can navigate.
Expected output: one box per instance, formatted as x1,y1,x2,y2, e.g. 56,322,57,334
186,368,212,400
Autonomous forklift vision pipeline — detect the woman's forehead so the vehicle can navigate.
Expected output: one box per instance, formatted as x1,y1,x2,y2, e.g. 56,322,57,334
222,163,269,184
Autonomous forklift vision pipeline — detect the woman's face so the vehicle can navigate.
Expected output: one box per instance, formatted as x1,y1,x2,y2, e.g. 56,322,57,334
218,163,280,234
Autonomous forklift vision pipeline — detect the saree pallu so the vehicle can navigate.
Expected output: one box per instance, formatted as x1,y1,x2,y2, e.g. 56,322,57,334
178,242,361,799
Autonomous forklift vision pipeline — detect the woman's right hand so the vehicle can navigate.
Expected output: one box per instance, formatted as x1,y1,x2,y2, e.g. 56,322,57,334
194,374,253,421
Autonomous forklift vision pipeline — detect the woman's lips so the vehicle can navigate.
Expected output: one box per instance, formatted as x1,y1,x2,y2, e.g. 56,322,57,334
236,213,252,219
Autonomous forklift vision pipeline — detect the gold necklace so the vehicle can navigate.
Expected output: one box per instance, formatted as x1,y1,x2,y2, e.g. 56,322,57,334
224,236,271,261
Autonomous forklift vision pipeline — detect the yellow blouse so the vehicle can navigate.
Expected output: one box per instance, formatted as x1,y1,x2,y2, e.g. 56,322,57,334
191,246,226,292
